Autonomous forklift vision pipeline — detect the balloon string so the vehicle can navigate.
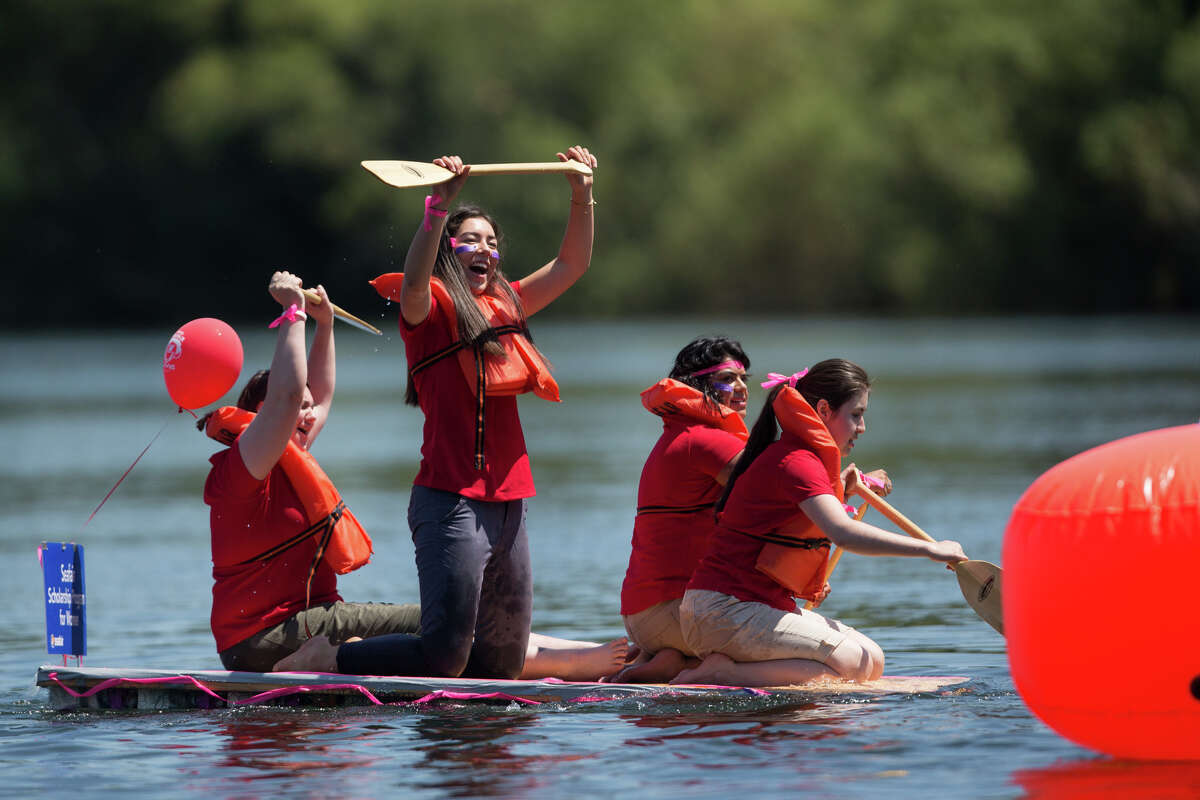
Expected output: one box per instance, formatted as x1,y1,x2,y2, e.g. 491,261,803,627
83,415,172,528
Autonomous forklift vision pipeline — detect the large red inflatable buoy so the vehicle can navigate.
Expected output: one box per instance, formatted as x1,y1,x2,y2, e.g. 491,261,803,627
162,318,243,410
1004,423,1200,760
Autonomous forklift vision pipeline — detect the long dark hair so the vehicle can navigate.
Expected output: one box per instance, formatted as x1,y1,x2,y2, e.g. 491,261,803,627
195,369,270,432
715,358,871,512
668,336,751,408
405,204,541,406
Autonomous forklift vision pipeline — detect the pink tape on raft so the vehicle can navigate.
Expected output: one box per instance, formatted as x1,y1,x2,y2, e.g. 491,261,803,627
45,671,540,708
45,672,769,707
690,360,743,378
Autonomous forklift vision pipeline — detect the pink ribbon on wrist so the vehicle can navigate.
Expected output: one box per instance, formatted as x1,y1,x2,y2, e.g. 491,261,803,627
760,368,808,389
268,303,306,328
424,195,448,232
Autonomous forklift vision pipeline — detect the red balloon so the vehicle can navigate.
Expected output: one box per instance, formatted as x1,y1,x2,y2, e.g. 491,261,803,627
162,318,243,410
1004,423,1200,760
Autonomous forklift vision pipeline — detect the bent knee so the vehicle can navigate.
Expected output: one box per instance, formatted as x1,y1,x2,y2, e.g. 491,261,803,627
826,639,883,682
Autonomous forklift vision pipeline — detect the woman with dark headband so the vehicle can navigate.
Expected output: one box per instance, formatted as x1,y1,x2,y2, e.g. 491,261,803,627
612,336,753,683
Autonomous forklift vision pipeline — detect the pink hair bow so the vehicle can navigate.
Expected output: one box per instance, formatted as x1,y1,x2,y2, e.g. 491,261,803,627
760,368,808,389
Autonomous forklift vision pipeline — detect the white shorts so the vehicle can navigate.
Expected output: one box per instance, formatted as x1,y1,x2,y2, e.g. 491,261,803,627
623,598,694,656
679,589,852,663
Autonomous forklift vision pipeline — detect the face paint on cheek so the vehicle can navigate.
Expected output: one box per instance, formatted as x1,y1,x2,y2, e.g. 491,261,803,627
711,381,735,394
449,237,500,262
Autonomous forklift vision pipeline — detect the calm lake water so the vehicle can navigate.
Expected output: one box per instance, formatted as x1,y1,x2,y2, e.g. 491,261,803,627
2,315,1198,798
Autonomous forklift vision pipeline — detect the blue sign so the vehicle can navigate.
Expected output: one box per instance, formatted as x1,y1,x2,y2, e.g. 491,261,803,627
42,542,86,656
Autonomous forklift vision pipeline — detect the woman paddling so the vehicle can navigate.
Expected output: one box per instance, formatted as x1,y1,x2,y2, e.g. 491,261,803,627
285,146,599,679
203,271,625,680
673,359,965,687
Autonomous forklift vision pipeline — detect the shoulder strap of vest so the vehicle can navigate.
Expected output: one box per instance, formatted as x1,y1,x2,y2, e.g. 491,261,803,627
371,272,533,470
772,387,845,502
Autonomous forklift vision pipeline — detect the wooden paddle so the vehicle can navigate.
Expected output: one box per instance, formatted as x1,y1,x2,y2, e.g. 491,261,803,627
803,502,868,610
361,160,593,189
853,484,1004,635
301,289,381,336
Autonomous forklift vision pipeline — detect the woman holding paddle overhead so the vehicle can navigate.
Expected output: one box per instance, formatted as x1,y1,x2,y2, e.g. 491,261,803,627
673,359,965,687
311,145,599,680
203,271,626,680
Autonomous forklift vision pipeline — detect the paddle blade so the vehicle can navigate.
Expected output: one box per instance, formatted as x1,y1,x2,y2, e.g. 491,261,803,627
361,160,456,189
953,560,1004,635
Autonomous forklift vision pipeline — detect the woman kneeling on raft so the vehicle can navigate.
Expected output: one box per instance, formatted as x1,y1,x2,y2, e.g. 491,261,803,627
612,336,751,683
287,146,600,680
673,359,966,687
203,272,625,680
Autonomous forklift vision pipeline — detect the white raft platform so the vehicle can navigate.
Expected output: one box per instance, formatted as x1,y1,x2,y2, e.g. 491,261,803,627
37,665,969,712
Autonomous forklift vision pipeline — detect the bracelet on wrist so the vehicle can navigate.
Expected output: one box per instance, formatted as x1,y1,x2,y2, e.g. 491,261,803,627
268,303,307,328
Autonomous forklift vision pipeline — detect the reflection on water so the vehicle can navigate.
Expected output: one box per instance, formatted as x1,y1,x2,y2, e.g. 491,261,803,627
1012,757,1200,799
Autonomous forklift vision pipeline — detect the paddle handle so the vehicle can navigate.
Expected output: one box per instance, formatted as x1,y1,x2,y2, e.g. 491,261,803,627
803,502,868,610
853,484,936,543
467,161,593,178
301,290,382,336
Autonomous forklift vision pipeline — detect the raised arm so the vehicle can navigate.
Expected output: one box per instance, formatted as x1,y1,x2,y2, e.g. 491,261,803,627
514,145,598,316
398,157,471,326
238,272,309,479
801,493,966,563
303,284,335,448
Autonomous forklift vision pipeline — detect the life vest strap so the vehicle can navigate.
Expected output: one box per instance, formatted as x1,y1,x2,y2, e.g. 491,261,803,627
409,322,528,471
237,501,347,640
726,526,832,550
636,502,716,516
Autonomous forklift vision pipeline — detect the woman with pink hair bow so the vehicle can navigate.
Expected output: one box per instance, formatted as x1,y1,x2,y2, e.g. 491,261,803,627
673,359,966,687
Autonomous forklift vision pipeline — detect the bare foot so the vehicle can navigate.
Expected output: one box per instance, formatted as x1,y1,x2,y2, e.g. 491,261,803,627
670,652,737,685
272,635,356,673
520,638,630,682
604,648,691,684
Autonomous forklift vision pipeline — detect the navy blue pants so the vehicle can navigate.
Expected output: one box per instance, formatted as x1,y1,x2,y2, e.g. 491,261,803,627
337,486,533,679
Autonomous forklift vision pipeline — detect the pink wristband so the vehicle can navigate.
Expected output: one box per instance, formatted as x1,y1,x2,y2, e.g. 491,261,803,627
268,303,307,328
424,195,448,232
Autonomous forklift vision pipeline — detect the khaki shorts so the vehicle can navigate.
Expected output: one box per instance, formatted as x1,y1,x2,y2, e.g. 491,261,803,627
219,601,422,673
679,589,849,663
623,598,694,656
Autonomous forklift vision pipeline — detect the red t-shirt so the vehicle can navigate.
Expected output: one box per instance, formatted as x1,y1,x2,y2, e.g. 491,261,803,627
621,417,745,615
399,283,536,501
205,441,341,651
687,433,835,611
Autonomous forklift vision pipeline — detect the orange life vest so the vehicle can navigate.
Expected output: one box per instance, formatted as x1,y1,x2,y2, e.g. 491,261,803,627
371,273,560,469
752,387,844,599
640,378,749,441
205,407,374,578
633,379,748,519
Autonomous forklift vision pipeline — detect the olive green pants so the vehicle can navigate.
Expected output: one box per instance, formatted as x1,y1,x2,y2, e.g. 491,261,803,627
218,601,422,673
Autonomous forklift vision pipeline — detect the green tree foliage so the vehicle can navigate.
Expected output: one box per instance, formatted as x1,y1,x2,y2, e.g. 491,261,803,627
3,0,1197,328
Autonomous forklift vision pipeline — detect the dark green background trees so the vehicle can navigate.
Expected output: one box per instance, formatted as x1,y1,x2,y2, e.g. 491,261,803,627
5,0,1198,329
